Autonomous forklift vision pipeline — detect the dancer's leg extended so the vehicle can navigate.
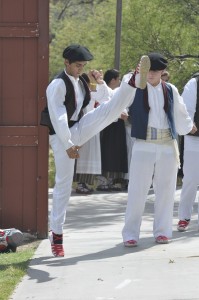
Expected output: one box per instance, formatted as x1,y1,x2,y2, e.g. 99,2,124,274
71,82,136,146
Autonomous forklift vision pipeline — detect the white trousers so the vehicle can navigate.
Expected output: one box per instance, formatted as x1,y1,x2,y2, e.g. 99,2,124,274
178,136,199,222
50,83,135,234
122,140,178,242
124,124,135,180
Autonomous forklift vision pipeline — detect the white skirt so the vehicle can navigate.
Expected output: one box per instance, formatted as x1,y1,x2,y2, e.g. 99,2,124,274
76,133,101,174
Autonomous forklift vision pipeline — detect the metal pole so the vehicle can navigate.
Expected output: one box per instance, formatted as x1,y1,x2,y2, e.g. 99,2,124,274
114,0,122,70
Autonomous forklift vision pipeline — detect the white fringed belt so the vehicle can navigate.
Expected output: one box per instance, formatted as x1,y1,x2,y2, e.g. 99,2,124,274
146,127,172,142
146,127,180,168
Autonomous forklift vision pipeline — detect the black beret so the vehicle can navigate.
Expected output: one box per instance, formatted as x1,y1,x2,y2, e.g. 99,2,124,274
63,44,93,62
148,52,168,70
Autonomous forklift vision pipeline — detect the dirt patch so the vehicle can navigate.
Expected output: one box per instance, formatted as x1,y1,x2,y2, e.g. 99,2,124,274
17,233,42,252
17,240,41,252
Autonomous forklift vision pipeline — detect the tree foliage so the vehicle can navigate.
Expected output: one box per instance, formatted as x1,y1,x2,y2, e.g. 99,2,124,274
49,0,199,91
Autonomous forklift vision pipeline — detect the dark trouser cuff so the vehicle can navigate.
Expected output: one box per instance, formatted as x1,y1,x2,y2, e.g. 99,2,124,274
128,72,136,88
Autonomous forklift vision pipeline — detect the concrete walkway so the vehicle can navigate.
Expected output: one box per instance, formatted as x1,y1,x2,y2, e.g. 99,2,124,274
10,188,199,300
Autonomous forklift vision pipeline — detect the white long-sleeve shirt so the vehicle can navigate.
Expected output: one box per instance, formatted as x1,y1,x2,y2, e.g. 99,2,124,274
181,77,198,152
147,81,193,135
46,71,110,150
181,78,197,121
83,82,111,113
124,79,193,136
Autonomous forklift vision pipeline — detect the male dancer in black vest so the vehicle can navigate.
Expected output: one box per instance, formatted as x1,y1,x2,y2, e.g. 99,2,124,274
46,44,150,257
122,53,197,247
177,75,199,231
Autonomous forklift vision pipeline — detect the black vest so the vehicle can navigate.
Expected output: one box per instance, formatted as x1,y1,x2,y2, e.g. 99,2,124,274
40,71,91,135
129,81,177,140
56,71,91,122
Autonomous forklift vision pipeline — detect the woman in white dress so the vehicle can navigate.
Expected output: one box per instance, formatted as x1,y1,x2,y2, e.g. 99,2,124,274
74,72,111,193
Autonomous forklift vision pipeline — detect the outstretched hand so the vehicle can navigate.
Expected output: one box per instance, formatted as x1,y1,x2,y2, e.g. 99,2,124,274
189,123,197,135
66,146,80,159
120,111,129,121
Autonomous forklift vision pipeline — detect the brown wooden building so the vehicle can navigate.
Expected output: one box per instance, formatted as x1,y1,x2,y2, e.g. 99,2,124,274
0,0,49,238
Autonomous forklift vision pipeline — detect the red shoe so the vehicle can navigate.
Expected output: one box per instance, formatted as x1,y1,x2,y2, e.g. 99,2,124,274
49,231,65,257
155,236,169,244
177,220,190,232
124,239,138,247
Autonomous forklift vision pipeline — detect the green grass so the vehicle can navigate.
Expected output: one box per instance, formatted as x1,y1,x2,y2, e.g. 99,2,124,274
0,240,40,300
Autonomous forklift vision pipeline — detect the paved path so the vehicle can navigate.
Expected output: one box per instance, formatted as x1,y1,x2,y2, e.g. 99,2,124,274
10,188,199,300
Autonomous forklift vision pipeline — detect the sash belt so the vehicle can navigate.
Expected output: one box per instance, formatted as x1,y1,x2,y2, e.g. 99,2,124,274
146,127,172,142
